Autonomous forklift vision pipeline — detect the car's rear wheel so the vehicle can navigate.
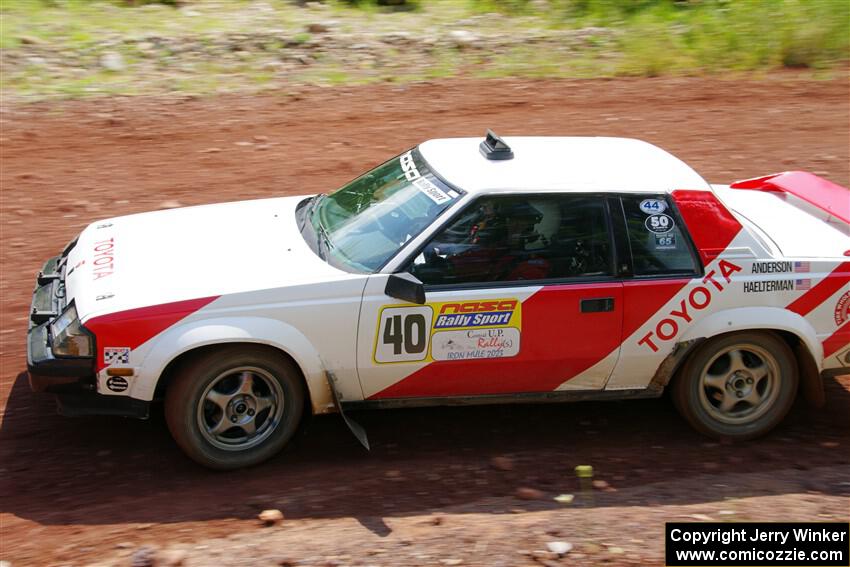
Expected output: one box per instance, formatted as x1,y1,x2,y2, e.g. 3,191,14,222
165,345,305,470
671,331,797,440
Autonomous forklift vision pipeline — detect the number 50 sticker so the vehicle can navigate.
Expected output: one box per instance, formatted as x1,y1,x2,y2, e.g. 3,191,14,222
374,306,434,363
645,213,675,234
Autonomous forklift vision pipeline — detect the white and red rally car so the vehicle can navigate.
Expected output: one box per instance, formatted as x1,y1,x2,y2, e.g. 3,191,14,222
28,131,850,469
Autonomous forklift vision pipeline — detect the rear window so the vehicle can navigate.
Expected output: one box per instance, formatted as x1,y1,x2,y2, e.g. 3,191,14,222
621,195,700,276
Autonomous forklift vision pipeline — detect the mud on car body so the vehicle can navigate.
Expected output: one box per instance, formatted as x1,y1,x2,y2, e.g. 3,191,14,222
28,131,850,469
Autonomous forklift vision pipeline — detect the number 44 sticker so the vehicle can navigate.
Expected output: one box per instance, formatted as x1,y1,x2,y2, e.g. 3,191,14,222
639,199,667,214
374,306,434,363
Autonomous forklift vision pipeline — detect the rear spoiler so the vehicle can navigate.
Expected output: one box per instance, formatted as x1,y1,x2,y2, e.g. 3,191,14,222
730,171,849,224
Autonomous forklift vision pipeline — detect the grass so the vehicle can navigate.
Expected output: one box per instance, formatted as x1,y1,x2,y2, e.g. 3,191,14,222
465,0,849,73
0,0,847,100
612,0,850,75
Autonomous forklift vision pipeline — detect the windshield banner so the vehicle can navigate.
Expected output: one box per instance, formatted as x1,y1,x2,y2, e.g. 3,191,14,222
400,151,453,205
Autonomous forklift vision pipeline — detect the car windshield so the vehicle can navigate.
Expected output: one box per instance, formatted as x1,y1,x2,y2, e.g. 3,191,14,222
306,148,462,272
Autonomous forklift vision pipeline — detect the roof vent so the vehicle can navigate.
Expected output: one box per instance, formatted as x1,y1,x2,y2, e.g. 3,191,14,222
479,129,514,160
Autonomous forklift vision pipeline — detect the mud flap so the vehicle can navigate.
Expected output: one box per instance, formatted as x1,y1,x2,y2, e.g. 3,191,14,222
325,371,370,450
648,338,705,391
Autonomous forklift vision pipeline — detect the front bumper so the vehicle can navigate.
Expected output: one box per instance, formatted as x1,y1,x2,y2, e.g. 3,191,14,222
27,252,148,419
26,255,95,393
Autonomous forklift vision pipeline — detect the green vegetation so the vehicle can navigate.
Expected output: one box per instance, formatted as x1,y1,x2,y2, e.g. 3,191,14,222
339,0,420,10
467,0,849,72
0,0,847,100
570,0,849,74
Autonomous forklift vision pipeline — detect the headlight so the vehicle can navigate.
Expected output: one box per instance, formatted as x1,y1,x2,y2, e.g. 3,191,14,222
50,303,94,357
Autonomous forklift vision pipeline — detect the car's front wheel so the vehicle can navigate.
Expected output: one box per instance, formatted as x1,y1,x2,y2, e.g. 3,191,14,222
671,331,798,440
165,345,305,470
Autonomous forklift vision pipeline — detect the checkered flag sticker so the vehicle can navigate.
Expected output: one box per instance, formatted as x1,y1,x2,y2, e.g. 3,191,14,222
104,347,130,365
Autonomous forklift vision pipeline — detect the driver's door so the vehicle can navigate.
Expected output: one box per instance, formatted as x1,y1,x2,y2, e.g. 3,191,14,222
355,193,625,400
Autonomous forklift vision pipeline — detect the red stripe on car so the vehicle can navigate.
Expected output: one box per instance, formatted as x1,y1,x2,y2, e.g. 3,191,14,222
371,284,625,398
822,320,850,359
369,278,703,398
85,296,220,371
622,279,691,339
671,190,742,264
786,262,850,317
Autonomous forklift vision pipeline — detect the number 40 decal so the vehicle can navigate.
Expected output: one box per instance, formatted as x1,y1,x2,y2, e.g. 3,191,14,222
384,314,427,355
374,306,434,363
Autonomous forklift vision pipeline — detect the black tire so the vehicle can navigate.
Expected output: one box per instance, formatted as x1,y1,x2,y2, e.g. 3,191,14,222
165,345,305,470
671,331,798,440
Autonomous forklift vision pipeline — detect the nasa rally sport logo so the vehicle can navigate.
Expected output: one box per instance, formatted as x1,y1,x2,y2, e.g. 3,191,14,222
835,291,850,326
106,376,129,393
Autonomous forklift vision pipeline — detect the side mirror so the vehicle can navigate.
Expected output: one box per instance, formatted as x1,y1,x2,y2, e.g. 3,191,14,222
385,272,426,305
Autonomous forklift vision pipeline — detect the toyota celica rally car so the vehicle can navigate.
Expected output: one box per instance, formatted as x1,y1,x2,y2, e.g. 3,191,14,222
27,131,850,469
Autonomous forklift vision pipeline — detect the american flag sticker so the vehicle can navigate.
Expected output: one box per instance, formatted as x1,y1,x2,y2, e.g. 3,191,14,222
793,261,811,273
795,279,812,291
104,347,130,365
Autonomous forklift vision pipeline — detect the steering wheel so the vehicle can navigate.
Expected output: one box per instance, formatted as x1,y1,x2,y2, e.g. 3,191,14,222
411,243,453,284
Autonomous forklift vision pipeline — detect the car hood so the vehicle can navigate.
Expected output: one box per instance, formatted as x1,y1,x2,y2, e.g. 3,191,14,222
64,195,351,321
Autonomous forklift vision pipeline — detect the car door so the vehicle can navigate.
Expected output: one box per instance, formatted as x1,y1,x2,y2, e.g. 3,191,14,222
356,192,626,400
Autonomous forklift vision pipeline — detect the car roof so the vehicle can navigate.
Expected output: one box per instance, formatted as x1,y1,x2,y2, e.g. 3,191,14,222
418,136,711,194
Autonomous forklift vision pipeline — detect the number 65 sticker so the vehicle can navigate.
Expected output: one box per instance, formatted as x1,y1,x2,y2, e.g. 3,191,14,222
374,306,434,363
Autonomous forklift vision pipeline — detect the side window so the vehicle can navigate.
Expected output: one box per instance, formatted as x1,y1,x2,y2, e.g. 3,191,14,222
621,195,699,276
409,194,614,286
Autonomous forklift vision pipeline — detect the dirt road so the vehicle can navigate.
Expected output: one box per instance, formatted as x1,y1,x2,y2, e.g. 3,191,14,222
1,75,848,566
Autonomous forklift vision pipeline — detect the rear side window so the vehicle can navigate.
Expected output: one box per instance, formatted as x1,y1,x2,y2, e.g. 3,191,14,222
621,195,699,276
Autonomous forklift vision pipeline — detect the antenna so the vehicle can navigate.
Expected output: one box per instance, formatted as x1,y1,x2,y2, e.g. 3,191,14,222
479,129,514,160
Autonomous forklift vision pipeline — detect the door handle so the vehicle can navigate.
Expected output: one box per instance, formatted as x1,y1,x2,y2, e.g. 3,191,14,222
580,297,615,313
